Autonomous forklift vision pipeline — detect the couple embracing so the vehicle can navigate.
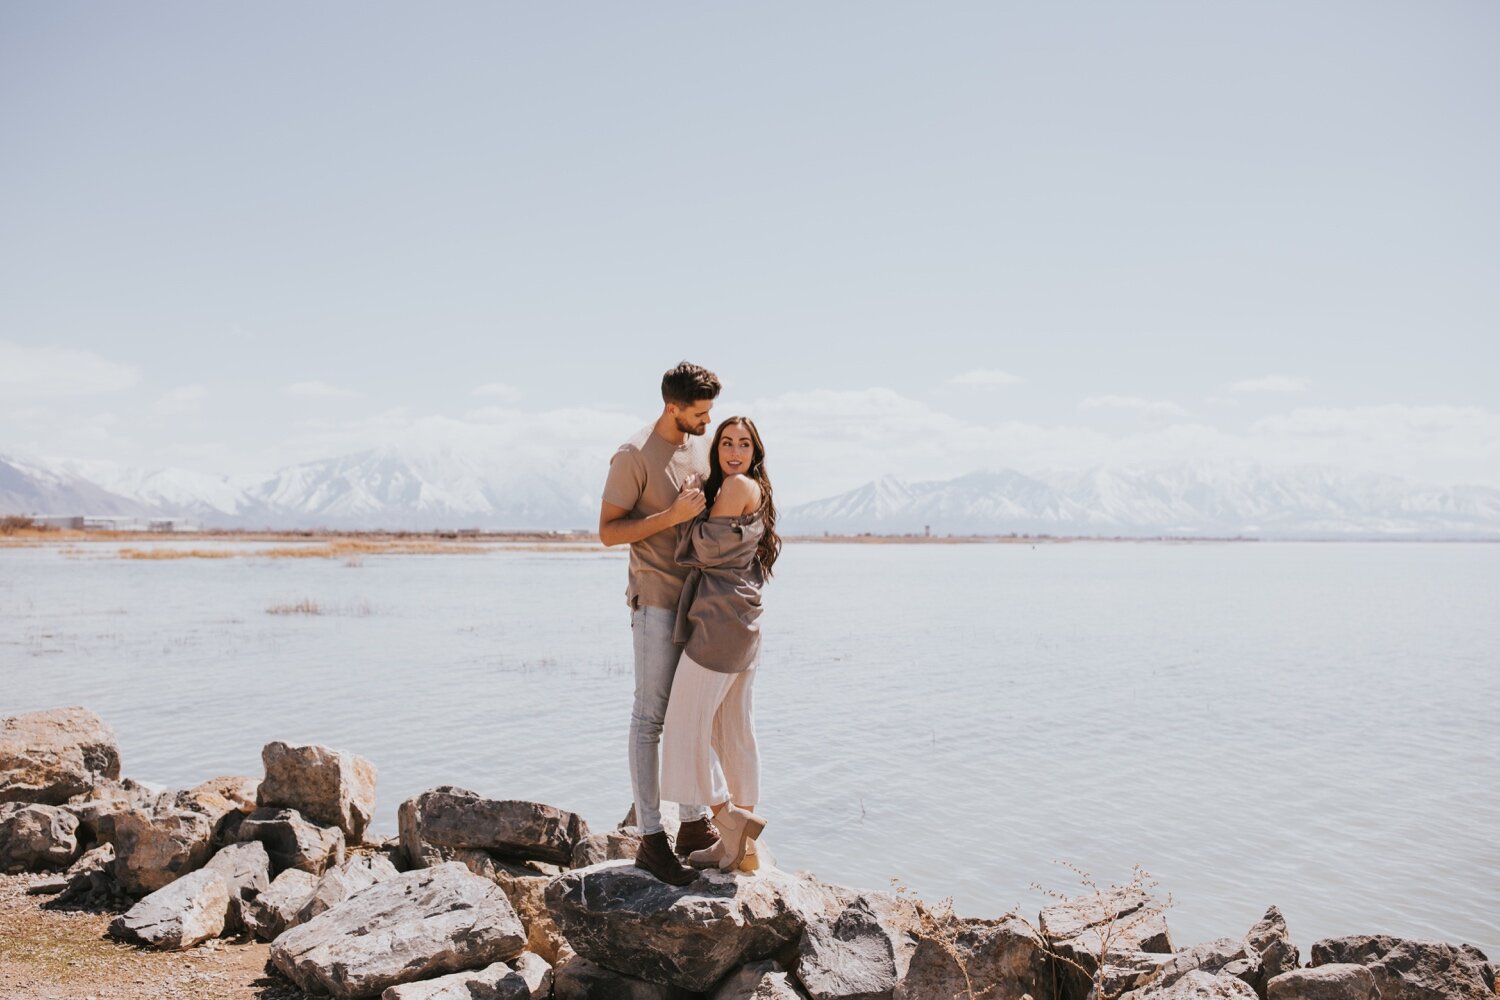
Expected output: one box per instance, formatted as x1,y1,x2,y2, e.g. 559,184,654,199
598,362,781,885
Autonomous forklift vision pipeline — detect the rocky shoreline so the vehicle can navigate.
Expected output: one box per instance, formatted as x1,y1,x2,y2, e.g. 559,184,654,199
2,707,1495,1000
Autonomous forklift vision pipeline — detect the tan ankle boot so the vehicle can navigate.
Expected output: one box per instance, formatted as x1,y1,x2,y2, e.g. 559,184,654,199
687,840,726,869
712,805,766,872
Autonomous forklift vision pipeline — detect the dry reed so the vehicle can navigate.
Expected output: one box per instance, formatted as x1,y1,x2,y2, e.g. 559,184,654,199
266,599,322,615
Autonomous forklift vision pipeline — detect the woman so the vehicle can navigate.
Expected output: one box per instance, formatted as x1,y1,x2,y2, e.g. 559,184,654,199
659,416,781,873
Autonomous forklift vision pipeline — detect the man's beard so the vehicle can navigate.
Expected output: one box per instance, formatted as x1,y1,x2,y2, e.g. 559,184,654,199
675,417,707,435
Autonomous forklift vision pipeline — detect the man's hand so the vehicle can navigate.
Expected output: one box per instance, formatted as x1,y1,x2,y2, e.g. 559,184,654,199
598,482,705,547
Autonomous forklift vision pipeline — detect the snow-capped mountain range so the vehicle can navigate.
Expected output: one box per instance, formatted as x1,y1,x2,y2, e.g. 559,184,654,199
3,447,1499,538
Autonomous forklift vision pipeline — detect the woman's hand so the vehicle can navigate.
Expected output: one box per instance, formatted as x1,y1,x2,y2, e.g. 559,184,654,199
669,483,707,524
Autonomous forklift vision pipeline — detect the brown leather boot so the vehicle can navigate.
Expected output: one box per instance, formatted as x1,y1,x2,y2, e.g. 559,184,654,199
674,817,719,859
633,831,697,886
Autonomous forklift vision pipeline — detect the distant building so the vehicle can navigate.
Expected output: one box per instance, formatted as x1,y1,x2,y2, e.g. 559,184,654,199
32,515,85,529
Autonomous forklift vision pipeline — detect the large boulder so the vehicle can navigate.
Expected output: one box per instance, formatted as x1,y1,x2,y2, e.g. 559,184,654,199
297,850,402,923
544,860,827,992
1268,964,1380,1000
1149,938,1266,997
64,777,163,846
111,805,216,896
796,890,919,1000
237,806,345,876
0,802,81,872
552,955,700,999
379,961,532,1000
258,741,377,842
512,952,556,999
894,911,1051,1000
1310,936,1494,1000
0,707,121,805
1041,886,1173,1000
1125,970,1259,999
270,861,527,999
456,848,571,965
108,867,230,950
1247,907,1300,983
572,829,645,868
203,840,272,934
713,960,808,999
401,786,589,867
243,867,319,942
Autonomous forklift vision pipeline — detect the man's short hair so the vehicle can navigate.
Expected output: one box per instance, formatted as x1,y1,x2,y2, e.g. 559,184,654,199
661,362,722,406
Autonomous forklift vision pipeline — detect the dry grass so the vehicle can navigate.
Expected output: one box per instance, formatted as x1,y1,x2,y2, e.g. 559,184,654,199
118,547,236,560
109,539,488,560
266,598,322,615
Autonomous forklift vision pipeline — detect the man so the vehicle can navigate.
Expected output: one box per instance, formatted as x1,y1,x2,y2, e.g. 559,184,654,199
599,361,724,884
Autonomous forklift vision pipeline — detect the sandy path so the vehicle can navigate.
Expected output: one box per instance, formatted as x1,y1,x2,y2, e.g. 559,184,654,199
0,874,313,1000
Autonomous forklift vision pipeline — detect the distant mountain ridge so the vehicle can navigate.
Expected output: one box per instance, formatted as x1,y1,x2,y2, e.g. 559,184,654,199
3,448,1499,538
782,465,1500,538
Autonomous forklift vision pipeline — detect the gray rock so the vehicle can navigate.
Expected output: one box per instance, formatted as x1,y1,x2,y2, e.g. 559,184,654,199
1267,964,1380,1000
64,777,161,846
0,706,121,805
0,802,81,873
544,860,827,992
1126,970,1259,999
512,952,555,999
108,867,230,950
713,959,808,999
380,961,532,1000
47,842,119,906
401,786,588,867
572,829,645,868
270,861,527,999
26,873,70,895
237,806,345,876
458,848,571,965
297,850,402,923
796,890,919,1000
203,840,272,933
1151,938,1266,997
242,867,319,942
1247,907,1300,983
1041,886,1173,1000
1310,936,1494,1000
552,955,700,999
893,912,1051,1000
1098,953,1178,999
258,741,378,841
111,805,216,896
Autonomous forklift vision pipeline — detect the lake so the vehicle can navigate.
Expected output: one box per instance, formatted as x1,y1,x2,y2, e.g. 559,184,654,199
2,538,1496,956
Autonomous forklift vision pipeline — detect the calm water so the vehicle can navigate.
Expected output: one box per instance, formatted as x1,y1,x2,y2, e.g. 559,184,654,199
2,539,1497,956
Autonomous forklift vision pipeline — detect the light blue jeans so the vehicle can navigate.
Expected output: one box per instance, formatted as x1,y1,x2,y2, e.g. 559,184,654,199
630,605,714,835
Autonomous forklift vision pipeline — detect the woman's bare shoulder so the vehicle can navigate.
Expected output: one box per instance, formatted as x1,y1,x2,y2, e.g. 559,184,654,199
716,475,762,515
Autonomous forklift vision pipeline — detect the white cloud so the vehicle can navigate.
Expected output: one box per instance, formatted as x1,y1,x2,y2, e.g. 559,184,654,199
285,381,359,399
1231,375,1309,393
151,384,209,417
0,341,139,398
1079,395,1191,419
472,382,523,402
951,369,1023,386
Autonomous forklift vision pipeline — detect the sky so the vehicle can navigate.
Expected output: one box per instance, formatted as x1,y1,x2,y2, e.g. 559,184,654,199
2,2,1497,503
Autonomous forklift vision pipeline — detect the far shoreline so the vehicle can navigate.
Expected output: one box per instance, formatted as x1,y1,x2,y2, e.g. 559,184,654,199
3,525,1499,547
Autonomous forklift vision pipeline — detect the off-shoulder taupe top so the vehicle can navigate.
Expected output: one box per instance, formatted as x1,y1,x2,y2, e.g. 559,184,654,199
672,507,766,673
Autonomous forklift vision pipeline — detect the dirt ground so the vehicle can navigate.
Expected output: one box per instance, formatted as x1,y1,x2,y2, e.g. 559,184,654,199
0,873,314,1000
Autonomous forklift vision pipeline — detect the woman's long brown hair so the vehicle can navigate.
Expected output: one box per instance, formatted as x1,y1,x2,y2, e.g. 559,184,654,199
703,416,781,578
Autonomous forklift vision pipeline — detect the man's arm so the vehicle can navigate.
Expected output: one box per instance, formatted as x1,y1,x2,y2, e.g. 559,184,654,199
599,489,704,547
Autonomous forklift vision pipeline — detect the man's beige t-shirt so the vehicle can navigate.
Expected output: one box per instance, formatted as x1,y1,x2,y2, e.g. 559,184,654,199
602,425,711,610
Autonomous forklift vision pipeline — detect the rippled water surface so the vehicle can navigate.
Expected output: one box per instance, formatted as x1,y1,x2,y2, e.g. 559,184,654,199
2,539,1497,955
